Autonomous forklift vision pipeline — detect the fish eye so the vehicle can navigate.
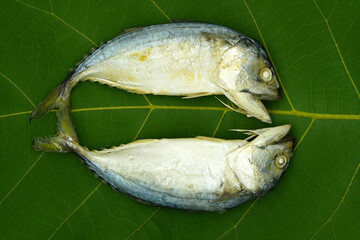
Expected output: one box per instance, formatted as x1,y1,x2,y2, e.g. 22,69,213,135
259,68,272,82
275,155,287,169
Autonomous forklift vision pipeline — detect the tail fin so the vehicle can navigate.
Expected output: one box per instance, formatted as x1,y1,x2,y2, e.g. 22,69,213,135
30,81,67,122
32,135,72,152
31,81,78,152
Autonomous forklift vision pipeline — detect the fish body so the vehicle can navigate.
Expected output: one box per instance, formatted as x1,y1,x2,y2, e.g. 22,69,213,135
75,23,230,96
30,22,280,123
34,121,294,211
77,138,249,211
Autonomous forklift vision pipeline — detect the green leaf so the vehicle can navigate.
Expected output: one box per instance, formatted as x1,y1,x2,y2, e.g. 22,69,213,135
0,0,359,239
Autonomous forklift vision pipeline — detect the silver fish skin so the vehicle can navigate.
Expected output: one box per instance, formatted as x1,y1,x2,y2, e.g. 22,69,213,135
30,22,280,123
33,123,294,211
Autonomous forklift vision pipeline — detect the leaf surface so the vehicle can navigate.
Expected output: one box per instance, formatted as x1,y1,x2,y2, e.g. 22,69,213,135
0,0,359,239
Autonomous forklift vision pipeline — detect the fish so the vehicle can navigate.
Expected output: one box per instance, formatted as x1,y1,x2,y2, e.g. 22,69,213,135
32,99,294,211
30,22,280,123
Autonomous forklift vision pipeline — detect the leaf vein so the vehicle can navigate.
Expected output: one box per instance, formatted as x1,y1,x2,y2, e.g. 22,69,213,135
149,0,172,23
133,109,153,141
0,71,35,108
338,8,360,44
216,197,259,240
14,0,51,14
125,207,161,240
49,0,53,13
294,118,315,151
47,182,103,240
310,160,360,239
330,221,337,240
1,107,360,120
15,0,98,47
0,110,32,118
313,0,360,99
327,0,339,21
0,152,44,206
212,111,227,137
143,94,153,106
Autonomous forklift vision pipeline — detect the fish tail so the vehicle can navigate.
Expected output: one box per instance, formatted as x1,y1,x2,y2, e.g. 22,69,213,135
29,80,69,122
31,79,79,152
32,135,72,152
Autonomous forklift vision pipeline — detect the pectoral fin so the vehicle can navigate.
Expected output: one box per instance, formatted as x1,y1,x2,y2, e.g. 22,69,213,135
196,136,225,142
182,92,212,99
214,96,247,115
230,129,266,135
117,27,144,36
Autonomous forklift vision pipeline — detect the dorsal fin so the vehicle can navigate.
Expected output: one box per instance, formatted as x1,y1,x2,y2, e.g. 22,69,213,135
171,19,194,23
196,136,225,142
121,26,144,34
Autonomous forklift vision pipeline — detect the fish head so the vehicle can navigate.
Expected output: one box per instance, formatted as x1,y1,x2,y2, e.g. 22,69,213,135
218,36,280,123
227,125,294,195
235,37,280,100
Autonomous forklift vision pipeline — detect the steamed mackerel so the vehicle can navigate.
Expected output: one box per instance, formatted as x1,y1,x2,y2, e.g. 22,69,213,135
33,116,294,211
30,22,280,123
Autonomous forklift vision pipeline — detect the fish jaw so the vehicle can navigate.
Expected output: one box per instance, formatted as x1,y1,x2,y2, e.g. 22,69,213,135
247,79,281,101
223,90,272,123
251,124,291,147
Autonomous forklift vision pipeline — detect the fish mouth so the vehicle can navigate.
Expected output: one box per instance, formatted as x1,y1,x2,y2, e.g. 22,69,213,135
276,136,296,151
221,89,272,123
244,82,281,101
278,136,295,144
255,87,281,101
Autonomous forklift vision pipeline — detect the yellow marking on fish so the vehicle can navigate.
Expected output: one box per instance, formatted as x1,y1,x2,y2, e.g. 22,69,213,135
104,69,138,83
131,48,152,62
178,41,194,54
185,72,195,84
139,55,147,62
